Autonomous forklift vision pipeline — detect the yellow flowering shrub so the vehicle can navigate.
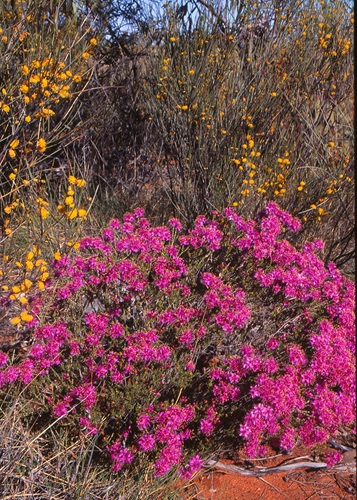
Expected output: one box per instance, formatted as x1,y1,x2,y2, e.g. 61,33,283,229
142,0,353,270
0,1,95,325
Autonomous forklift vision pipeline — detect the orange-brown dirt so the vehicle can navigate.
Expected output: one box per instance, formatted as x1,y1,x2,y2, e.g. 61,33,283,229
187,444,356,500
193,464,355,499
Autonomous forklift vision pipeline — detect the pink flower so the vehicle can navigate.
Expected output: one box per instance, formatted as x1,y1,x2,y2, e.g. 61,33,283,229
138,433,156,451
180,454,203,478
79,417,98,435
53,396,71,417
110,446,135,471
109,219,121,230
137,413,152,430
70,384,96,410
287,345,307,366
279,427,295,451
169,218,183,231
325,450,343,467
0,352,7,367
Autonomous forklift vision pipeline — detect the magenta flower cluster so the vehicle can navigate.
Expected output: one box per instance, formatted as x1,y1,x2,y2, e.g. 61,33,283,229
0,203,355,474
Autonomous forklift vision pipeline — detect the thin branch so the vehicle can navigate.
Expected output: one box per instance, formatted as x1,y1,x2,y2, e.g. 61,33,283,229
206,458,356,477
194,0,227,28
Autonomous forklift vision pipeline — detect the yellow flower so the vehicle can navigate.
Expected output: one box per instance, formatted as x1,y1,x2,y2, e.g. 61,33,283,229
90,38,97,45
19,31,29,42
59,88,70,98
10,139,19,149
36,197,49,206
76,179,86,188
54,252,61,260
10,316,21,325
26,251,34,261
68,175,77,185
29,74,40,83
328,141,335,148
8,149,16,158
32,60,41,68
21,65,30,75
20,84,29,93
41,107,55,117
22,279,33,291
67,208,78,219
9,173,16,181
72,75,82,82
2,103,10,112
38,281,45,290
82,52,91,59
65,195,74,206
78,209,87,218
188,69,195,75
20,311,33,322
37,138,46,153
39,206,50,219
26,261,34,271
170,37,177,42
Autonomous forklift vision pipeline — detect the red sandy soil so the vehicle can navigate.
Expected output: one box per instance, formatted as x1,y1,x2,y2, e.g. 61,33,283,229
182,444,356,499
193,465,355,499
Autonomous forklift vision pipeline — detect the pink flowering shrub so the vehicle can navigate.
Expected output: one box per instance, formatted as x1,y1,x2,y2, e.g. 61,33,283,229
0,203,355,475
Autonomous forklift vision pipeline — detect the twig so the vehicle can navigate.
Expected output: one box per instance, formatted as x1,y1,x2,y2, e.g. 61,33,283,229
258,475,290,498
328,438,355,453
206,459,328,477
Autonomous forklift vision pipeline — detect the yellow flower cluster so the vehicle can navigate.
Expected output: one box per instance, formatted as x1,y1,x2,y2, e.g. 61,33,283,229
19,59,81,105
2,245,49,326
57,176,87,220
